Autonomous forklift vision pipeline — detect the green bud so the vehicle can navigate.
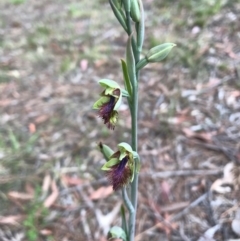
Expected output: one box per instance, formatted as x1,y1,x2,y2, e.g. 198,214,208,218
130,0,140,22
108,226,127,241
136,0,144,51
112,0,122,9
147,43,176,63
98,142,114,161
109,0,128,32
123,0,131,12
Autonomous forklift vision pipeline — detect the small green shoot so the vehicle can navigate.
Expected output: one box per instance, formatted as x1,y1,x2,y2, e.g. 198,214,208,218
23,186,49,241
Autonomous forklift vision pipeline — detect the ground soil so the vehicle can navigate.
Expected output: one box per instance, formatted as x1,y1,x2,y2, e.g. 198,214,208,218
0,0,240,241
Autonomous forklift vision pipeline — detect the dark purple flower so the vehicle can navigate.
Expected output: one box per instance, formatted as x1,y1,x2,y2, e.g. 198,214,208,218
93,88,121,130
107,156,132,191
101,142,136,191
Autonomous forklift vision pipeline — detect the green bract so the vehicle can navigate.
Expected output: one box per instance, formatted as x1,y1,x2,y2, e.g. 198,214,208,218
121,59,132,98
126,35,137,87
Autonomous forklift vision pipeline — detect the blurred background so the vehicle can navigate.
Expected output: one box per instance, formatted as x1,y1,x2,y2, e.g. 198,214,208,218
0,0,240,240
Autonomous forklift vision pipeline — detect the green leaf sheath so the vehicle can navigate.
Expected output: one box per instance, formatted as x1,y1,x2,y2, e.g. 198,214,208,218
136,0,144,52
126,35,137,87
121,59,132,97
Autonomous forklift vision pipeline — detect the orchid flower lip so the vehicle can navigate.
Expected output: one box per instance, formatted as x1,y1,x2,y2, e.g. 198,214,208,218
97,95,118,129
107,156,132,191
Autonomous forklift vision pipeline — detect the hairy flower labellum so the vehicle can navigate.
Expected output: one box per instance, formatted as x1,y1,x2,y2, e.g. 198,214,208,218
93,79,123,129
107,156,132,191
99,96,118,129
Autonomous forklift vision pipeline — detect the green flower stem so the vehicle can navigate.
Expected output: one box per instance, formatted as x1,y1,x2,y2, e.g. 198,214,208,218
128,38,140,241
122,187,134,218
120,204,128,237
122,187,134,241
126,5,142,241
126,13,141,240
129,81,138,241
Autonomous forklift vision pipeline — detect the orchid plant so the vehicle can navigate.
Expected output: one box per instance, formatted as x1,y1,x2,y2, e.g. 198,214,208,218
93,0,175,240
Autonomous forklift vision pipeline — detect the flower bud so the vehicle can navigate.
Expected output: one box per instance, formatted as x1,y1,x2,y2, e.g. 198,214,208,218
130,0,140,22
109,0,128,32
108,226,127,241
136,0,144,51
146,43,176,63
112,0,122,9
123,0,131,12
